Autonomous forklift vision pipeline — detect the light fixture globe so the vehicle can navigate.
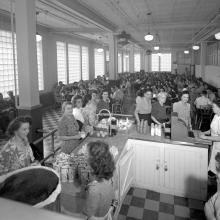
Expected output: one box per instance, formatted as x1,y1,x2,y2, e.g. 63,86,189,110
157,53,161,56
192,45,200,50
184,50,189,54
36,34,42,42
144,33,154,41
215,32,220,40
154,46,159,50
97,48,104,53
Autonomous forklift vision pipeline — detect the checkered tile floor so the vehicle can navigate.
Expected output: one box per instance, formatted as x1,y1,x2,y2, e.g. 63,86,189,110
118,187,205,220
42,109,62,156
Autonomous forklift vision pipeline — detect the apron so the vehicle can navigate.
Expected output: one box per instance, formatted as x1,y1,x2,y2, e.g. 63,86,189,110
208,114,220,174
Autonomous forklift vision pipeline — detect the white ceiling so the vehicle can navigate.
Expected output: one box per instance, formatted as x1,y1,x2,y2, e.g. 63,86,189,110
0,0,220,50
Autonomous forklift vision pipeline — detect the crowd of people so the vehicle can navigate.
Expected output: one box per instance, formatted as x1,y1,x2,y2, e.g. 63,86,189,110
1,71,220,219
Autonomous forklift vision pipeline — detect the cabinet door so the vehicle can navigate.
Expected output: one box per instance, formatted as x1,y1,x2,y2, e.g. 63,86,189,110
133,140,163,191
118,147,134,201
163,144,208,200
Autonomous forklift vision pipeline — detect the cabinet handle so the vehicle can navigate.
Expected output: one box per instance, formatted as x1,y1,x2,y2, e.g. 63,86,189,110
156,160,160,170
164,164,168,172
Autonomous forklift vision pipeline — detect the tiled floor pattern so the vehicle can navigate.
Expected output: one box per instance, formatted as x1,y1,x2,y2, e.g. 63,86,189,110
117,187,206,220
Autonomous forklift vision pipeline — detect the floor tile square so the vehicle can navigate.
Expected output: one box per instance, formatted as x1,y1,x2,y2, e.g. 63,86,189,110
190,208,206,220
119,204,129,216
159,202,174,214
128,187,134,195
130,196,145,208
133,188,147,198
127,206,144,219
146,190,160,201
174,196,188,207
123,195,132,205
143,209,158,220
160,193,174,204
158,212,175,220
174,205,190,218
175,217,190,220
188,198,204,210
144,199,159,211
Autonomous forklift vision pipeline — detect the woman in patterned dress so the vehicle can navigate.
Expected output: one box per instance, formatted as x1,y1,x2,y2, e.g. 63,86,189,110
0,116,35,175
58,101,85,154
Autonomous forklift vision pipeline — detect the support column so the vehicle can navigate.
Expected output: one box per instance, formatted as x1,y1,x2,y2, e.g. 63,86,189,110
129,45,134,73
89,44,95,80
140,49,145,71
171,50,177,74
15,0,43,159
200,41,207,80
108,33,117,80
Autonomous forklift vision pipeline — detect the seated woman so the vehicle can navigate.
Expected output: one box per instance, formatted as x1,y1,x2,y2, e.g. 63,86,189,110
58,101,84,154
96,90,111,114
72,95,85,131
173,91,192,130
83,90,98,127
83,141,115,219
151,92,170,125
134,88,152,126
0,116,35,175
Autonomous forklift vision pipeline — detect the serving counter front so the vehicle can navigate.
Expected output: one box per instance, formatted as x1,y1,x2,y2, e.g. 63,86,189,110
61,126,211,219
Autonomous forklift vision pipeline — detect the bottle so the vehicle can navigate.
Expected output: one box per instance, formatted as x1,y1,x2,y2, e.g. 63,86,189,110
143,121,147,134
151,123,155,136
155,124,158,136
158,124,162,137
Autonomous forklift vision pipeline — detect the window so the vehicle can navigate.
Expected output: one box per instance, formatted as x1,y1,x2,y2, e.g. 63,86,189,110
82,46,89,80
118,52,122,73
0,30,18,97
123,53,129,72
94,48,104,77
160,53,171,71
151,53,171,71
134,53,140,72
207,43,218,66
106,50,109,61
36,39,44,90
151,54,159,71
68,44,81,83
56,41,67,84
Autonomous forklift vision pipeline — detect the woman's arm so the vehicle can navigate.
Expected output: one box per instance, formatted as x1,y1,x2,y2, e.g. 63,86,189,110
199,134,220,142
151,115,161,125
134,106,140,125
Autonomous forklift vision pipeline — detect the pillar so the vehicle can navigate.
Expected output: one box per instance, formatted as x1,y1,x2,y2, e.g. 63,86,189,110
129,45,134,73
145,54,151,72
140,49,145,71
89,44,95,80
15,0,43,159
200,41,207,80
171,50,177,74
108,33,117,80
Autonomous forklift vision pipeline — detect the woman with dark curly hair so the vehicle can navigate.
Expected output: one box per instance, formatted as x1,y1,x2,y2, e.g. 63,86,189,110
83,141,115,219
0,116,35,175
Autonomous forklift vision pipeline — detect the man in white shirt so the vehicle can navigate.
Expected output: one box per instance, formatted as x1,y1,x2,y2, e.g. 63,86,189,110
194,90,212,109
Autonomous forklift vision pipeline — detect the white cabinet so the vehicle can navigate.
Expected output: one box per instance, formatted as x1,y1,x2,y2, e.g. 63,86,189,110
134,140,162,192
130,140,208,200
162,144,208,200
117,140,134,203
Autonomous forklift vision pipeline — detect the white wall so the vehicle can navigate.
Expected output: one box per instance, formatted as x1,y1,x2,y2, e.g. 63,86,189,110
196,65,220,88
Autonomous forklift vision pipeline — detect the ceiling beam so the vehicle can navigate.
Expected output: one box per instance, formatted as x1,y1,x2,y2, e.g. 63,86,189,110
49,27,106,33
45,0,117,32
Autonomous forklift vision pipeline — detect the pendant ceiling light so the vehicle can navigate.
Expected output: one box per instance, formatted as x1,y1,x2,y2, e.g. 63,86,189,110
154,46,159,50
97,48,104,53
215,32,220,40
144,12,154,42
145,33,154,41
192,45,199,50
184,50,189,54
157,53,161,56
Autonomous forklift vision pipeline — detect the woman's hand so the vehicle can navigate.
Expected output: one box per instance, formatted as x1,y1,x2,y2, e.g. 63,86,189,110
31,160,40,166
199,132,206,139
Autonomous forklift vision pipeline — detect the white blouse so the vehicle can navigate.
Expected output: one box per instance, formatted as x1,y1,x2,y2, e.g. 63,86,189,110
211,114,220,137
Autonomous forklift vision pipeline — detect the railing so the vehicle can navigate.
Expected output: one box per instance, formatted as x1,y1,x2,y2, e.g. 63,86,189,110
33,129,60,165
